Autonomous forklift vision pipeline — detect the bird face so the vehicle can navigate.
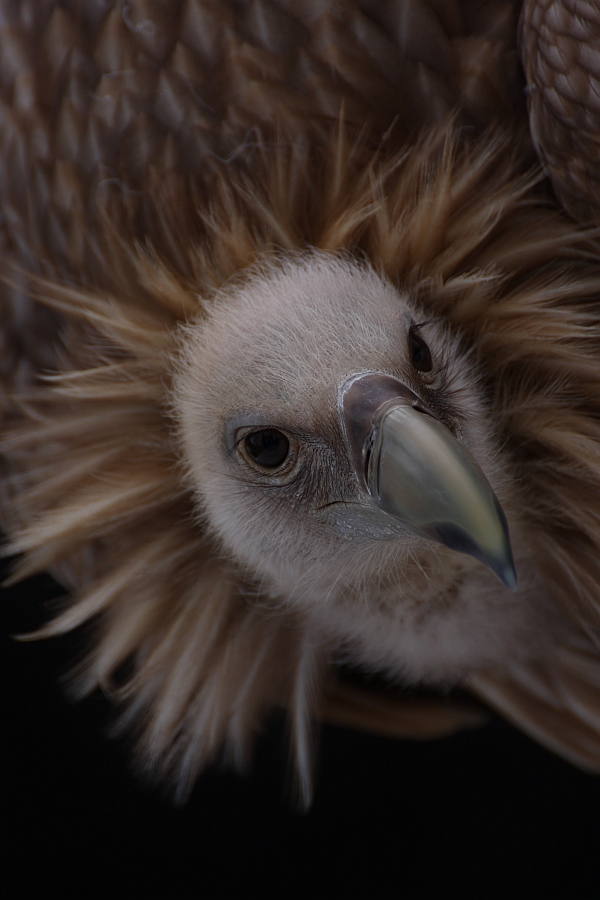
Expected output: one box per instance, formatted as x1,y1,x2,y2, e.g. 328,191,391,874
174,253,519,676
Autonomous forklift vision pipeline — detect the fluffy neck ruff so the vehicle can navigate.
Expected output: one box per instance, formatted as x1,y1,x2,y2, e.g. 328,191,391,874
5,121,600,801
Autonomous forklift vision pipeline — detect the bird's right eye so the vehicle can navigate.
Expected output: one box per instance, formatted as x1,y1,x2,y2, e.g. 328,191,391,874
241,429,291,471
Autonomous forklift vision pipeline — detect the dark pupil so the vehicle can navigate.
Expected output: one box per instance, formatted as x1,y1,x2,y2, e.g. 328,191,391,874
245,429,290,469
409,332,433,372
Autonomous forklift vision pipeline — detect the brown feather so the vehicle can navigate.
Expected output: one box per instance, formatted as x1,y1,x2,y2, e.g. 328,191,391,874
3,0,600,800
520,0,600,222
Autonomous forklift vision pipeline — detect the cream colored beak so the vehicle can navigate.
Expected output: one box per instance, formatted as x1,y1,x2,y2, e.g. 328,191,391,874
341,373,517,590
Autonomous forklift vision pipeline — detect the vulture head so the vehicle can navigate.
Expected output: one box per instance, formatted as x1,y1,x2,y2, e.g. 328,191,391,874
4,0,600,804
174,251,520,683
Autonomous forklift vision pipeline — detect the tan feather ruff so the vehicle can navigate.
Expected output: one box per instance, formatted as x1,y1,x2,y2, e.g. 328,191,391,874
4,115,600,797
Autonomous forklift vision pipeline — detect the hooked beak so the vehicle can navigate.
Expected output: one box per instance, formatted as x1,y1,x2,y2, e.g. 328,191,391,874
340,373,517,590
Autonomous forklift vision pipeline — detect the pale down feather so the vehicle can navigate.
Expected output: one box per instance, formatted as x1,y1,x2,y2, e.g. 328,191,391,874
2,0,600,805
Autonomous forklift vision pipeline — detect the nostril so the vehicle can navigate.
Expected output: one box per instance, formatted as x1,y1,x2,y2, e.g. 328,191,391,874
363,432,375,495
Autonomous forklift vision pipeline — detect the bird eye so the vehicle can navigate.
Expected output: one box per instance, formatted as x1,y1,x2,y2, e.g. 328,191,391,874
409,330,433,373
242,429,290,470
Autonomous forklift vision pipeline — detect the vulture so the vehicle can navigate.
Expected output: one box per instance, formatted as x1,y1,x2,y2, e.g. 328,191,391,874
3,0,600,805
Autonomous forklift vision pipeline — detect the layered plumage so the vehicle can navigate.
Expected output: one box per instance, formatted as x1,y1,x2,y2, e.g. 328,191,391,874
3,0,600,802
520,0,600,222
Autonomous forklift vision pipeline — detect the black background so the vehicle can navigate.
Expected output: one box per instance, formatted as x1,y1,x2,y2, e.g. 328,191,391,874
3,565,600,899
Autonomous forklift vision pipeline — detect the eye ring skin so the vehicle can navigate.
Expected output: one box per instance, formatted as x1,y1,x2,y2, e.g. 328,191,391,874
243,428,290,469
223,414,301,482
236,426,298,477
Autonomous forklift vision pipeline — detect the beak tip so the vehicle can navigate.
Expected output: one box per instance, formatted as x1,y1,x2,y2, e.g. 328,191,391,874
497,559,518,591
